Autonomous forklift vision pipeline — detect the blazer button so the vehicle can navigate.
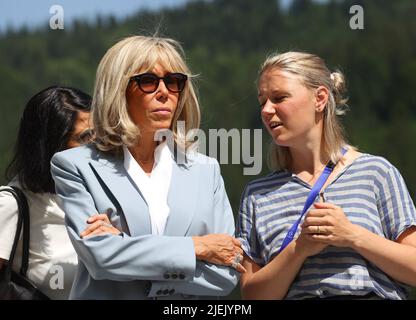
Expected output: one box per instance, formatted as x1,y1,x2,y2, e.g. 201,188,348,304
163,289,169,295
156,290,163,296
169,289,175,295
179,273,185,280
171,272,178,279
163,272,170,279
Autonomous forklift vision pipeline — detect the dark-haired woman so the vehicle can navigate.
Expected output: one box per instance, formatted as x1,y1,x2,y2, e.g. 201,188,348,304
0,86,93,299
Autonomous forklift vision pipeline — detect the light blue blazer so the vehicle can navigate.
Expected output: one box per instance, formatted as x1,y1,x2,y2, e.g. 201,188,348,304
50,144,239,300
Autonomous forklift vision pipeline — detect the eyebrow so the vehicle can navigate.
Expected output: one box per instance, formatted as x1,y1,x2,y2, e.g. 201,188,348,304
258,89,290,97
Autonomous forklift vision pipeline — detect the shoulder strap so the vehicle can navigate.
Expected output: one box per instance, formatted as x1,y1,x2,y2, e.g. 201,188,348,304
277,163,334,254
0,186,30,276
277,148,348,254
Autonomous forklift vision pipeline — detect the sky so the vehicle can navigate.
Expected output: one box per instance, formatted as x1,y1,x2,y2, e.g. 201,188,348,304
0,0,306,33
0,0,190,32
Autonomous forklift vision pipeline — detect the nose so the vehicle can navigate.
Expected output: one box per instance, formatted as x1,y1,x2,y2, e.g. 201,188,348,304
156,78,169,96
261,99,276,115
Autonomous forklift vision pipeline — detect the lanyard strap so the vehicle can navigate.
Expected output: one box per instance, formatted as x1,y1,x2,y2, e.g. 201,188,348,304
277,149,347,254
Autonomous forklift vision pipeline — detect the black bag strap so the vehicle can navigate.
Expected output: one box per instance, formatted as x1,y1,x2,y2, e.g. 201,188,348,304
0,186,30,277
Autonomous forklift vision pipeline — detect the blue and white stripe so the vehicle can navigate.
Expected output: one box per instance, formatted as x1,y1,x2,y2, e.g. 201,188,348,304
237,154,416,299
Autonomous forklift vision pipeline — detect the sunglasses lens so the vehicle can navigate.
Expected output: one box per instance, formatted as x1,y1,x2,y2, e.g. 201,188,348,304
165,74,187,92
138,74,158,93
133,73,187,93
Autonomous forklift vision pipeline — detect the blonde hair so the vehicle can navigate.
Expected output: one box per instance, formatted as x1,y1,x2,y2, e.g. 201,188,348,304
92,35,200,153
258,51,352,170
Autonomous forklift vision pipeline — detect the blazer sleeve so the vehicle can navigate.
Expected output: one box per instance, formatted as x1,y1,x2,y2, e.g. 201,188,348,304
147,159,239,297
51,152,197,283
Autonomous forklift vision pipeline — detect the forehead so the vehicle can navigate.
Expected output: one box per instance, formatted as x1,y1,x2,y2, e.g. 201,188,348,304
138,60,174,74
135,49,183,74
258,68,304,93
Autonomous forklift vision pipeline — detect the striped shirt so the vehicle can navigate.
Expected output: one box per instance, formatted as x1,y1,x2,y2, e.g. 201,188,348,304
237,153,416,299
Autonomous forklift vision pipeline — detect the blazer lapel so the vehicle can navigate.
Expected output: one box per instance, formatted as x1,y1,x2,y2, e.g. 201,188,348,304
89,155,152,236
163,161,200,236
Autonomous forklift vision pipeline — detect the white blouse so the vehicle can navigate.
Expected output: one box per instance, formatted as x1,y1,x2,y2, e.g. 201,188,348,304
123,142,173,235
0,182,78,300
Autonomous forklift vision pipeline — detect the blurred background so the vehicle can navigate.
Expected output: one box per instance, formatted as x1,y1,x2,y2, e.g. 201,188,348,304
0,0,415,299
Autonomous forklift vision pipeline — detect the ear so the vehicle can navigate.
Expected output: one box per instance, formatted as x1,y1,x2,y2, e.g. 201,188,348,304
315,86,329,112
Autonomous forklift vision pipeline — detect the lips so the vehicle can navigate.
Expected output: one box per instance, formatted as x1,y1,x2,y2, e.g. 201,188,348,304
269,121,283,130
152,108,171,114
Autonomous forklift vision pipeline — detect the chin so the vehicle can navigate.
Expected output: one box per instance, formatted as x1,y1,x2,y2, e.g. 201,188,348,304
153,122,172,132
273,136,291,148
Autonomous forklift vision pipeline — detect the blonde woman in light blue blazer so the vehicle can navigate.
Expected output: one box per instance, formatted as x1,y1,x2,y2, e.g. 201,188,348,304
50,36,244,300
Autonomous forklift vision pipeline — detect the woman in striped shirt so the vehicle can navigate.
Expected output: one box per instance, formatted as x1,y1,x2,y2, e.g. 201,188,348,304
237,52,416,299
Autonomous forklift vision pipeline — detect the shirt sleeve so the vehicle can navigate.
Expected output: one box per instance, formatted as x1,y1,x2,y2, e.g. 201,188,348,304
0,188,19,260
236,184,265,266
376,163,416,241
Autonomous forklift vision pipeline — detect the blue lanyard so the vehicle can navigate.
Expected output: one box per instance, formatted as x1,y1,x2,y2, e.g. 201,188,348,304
277,149,347,255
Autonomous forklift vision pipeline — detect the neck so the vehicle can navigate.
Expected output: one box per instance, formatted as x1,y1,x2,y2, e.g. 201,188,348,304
289,137,328,175
128,132,157,171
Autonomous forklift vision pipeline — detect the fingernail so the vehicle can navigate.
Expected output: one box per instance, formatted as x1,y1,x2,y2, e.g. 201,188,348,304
87,218,93,222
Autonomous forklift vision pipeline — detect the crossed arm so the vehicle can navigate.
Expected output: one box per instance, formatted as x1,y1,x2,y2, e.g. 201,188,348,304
51,152,242,297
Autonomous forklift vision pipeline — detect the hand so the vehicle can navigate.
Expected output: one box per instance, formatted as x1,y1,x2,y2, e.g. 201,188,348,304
295,228,328,258
80,213,121,238
300,202,362,248
192,234,246,273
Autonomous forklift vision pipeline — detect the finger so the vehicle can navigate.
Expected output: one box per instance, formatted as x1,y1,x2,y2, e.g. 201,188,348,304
310,234,332,243
82,228,112,238
303,226,328,235
98,221,121,234
306,209,329,218
303,226,317,234
234,247,244,257
94,214,110,223
303,234,329,243
82,224,120,238
80,221,105,237
87,214,100,223
87,214,110,224
80,220,102,237
107,226,121,235
313,202,337,210
235,263,247,273
232,238,242,247
301,217,326,228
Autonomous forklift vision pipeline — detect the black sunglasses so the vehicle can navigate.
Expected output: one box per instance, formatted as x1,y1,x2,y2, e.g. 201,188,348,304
130,72,188,93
